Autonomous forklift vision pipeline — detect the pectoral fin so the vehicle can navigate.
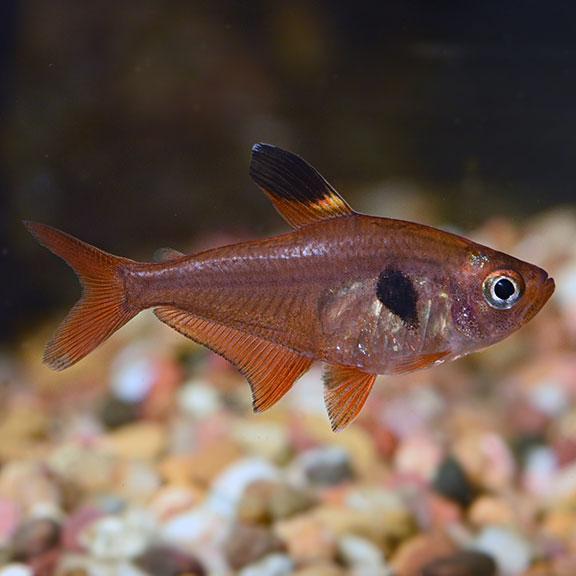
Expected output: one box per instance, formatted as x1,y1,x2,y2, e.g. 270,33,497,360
391,350,450,374
154,306,312,412
323,364,376,431
250,143,354,229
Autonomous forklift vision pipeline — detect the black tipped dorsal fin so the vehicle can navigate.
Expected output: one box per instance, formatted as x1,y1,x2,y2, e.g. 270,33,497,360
250,143,355,229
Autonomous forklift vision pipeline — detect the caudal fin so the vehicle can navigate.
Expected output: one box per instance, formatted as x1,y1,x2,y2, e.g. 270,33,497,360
24,221,138,370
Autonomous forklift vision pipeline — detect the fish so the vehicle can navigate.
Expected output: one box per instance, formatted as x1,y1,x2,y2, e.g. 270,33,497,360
25,143,555,431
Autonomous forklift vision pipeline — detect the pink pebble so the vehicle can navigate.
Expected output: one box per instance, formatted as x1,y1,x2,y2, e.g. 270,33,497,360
0,499,21,544
508,400,550,435
62,506,105,552
553,437,576,468
427,493,463,528
479,433,516,489
394,435,443,482
371,423,399,459
28,548,61,576
141,357,183,420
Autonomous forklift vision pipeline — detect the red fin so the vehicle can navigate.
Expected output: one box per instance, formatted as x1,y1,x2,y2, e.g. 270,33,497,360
392,350,451,374
154,306,312,411
153,247,185,262
250,143,354,229
323,365,376,432
24,221,137,371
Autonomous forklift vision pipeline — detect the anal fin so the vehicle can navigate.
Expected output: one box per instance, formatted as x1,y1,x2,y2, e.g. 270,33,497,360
154,306,312,411
323,365,376,431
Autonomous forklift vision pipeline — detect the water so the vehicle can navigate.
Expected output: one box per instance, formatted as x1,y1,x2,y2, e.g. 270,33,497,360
1,4,575,574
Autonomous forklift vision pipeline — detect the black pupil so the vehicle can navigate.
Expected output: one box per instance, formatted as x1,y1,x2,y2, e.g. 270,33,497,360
494,278,516,300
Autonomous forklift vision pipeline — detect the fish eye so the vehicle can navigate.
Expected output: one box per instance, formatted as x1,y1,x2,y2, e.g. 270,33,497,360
482,270,524,310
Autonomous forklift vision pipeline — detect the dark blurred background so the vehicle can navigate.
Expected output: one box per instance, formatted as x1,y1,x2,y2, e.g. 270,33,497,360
2,0,576,343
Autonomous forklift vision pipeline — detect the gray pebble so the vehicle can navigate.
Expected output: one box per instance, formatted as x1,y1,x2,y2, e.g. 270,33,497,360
422,550,497,576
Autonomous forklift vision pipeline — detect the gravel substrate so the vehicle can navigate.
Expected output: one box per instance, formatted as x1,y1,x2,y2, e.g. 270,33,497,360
1,210,576,576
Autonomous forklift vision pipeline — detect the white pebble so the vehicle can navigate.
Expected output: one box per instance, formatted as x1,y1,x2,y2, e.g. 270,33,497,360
473,526,532,575
161,505,223,545
149,485,199,521
81,514,151,560
529,381,568,417
110,346,156,403
0,565,33,576
524,446,558,497
556,262,576,308
119,461,161,501
239,554,294,576
208,458,280,516
549,460,576,503
345,487,406,514
178,379,221,418
288,366,325,414
339,535,388,570
382,386,445,437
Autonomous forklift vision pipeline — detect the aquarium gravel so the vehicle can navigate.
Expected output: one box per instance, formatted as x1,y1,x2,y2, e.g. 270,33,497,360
1,210,576,576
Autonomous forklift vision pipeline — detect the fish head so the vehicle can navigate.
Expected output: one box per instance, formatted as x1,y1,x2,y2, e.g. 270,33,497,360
451,247,555,349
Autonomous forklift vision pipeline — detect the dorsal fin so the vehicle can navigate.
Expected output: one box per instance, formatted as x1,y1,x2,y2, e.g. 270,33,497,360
153,247,185,262
154,306,312,412
323,364,376,431
250,143,355,229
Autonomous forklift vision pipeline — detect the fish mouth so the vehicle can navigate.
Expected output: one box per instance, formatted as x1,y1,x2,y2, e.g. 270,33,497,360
523,274,555,324
543,276,555,302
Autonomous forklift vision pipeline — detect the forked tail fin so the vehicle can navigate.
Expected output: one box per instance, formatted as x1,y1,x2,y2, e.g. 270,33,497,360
24,221,138,370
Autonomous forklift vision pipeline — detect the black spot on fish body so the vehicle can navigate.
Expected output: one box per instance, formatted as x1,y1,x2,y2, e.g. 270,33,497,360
376,267,419,328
